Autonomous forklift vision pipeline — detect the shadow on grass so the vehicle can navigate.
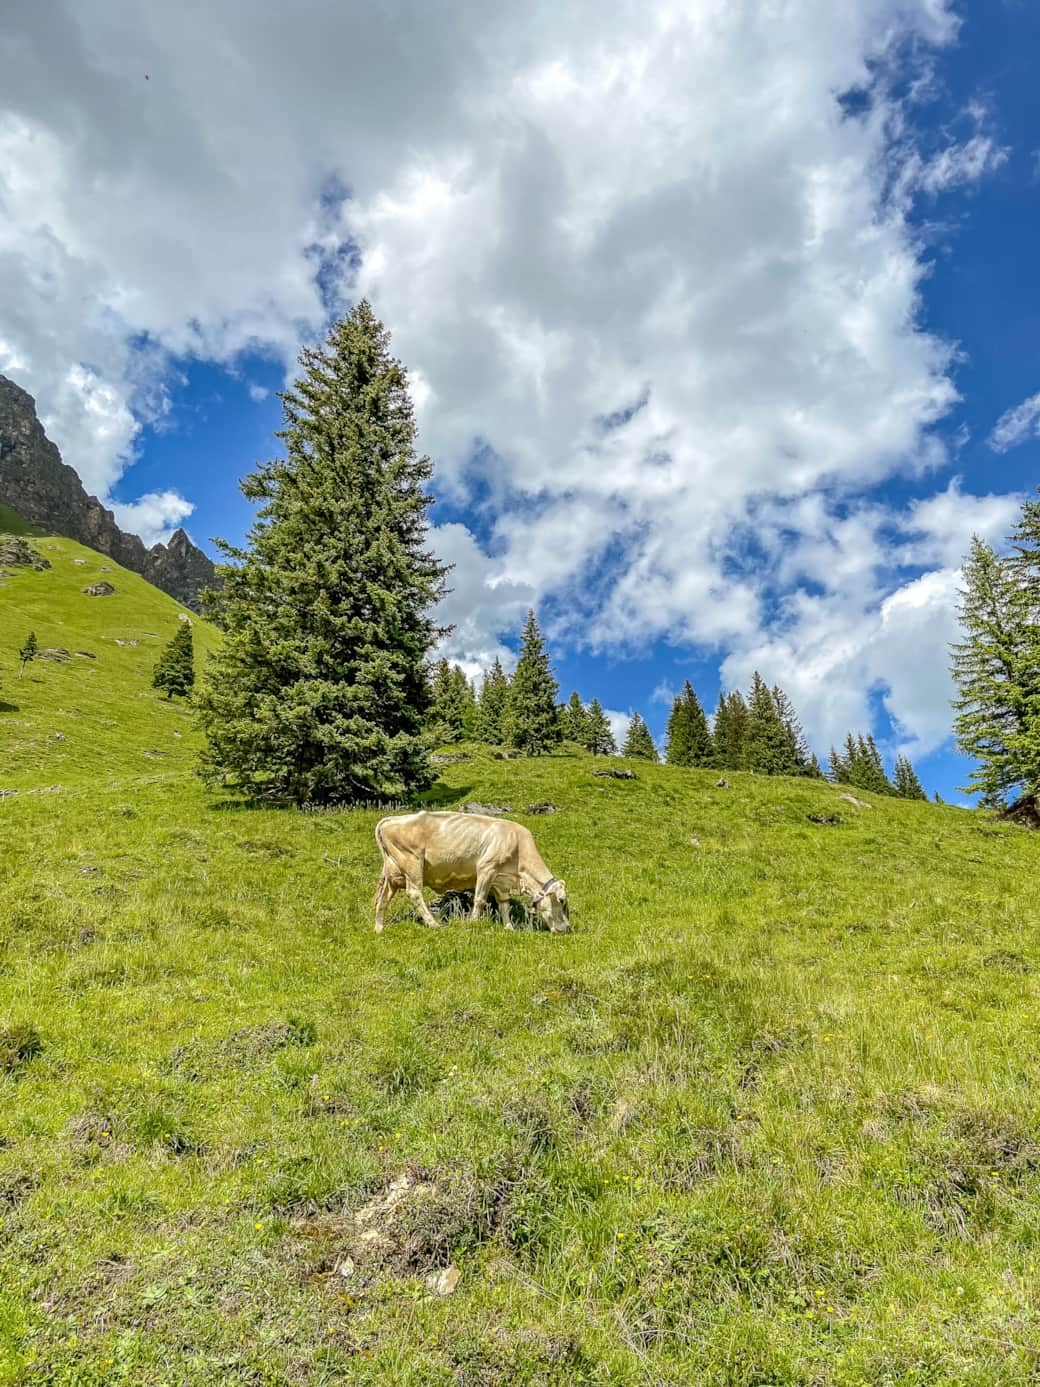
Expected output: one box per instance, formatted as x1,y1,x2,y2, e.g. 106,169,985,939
0,700,19,713
207,781,474,814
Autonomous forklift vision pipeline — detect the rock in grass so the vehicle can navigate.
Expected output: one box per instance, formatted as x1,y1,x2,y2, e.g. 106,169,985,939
83,581,115,596
0,536,50,571
425,1265,460,1296
715,777,729,788
592,769,636,780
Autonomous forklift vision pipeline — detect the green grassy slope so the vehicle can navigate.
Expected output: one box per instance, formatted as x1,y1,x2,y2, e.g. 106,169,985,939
2,555,1040,1385
0,506,40,537
0,531,216,789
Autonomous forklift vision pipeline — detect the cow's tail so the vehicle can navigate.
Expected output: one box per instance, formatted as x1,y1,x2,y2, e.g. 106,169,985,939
372,818,402,905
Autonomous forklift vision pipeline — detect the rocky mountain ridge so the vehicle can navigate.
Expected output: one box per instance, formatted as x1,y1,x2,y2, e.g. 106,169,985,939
0,374,215,611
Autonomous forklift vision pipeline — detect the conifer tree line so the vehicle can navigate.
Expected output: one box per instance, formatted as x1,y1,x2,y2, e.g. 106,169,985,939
193,297,936,805
662,673,821,777
827,733,926,800
951,492,1040,808
431,624,932,794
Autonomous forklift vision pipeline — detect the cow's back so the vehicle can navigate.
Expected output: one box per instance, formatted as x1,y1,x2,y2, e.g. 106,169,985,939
376,811,526,889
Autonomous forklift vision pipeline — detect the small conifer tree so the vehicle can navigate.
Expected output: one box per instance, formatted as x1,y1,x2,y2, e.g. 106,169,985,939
665,681,713,766
506,610,562,755
18,631,37,678
893,754,927,800
152,621,195,699
712,690,749,770
428,659,473,743
562,691,590,746
477,658,510,744
196,301,448,802
742,672,791,773
771,685,814,774
584,698,617,755
623,712,658,761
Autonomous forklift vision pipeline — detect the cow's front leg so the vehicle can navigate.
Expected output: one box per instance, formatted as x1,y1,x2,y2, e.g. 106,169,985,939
494,891,514,930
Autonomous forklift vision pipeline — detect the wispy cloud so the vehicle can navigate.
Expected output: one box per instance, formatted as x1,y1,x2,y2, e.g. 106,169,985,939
989,392,1040,452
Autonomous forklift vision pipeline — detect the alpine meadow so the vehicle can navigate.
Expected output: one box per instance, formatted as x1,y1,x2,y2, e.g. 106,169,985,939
2,298,1040,1384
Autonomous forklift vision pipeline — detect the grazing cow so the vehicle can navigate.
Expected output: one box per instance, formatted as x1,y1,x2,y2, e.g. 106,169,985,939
372,810,570,933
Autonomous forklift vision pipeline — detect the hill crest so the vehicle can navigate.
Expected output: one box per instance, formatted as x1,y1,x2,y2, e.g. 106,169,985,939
0,373,215,612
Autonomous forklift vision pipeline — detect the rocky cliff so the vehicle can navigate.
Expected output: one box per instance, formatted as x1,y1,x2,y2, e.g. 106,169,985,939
0,374,216,611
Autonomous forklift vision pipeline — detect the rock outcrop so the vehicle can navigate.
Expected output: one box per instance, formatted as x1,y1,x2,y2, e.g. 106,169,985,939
0,374,216,611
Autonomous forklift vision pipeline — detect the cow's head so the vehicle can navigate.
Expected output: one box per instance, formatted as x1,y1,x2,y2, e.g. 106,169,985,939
532,877,570,933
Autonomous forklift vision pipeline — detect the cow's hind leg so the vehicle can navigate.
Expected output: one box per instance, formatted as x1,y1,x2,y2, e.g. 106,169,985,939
406,876,441,928
397,850,440,928
472,869,495,923
373,870,397,932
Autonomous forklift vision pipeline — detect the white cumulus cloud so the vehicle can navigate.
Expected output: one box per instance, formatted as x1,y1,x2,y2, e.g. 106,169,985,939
0,0,1019,753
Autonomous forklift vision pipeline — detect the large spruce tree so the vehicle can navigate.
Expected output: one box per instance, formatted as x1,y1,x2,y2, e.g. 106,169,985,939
952,531,1040,806
665,681,713,766
623,712,658,760
197,301,448,803
153,621,195,700
506,610,562,755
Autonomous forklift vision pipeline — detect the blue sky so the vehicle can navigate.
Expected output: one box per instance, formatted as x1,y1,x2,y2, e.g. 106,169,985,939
3,0,1039,801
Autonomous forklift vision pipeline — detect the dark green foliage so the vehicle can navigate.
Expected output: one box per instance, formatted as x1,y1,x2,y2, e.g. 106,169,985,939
742,672,792,774
18,630,37,678
894,754,927,801
622,712,658,761
506,610,562,755
152,621,195,700
0,1022,43,1073
829,732,896,795
583,698,617,755
713,690,749,770
714,677,819,777
952,528,1040,807
562,690,590,746
195,301,448,803
771,684,817,775
429,659,474,744
477,657,510,743
665,680,713,766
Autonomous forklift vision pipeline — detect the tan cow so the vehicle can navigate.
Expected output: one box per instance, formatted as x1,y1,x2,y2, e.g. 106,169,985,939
372,810,570,933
